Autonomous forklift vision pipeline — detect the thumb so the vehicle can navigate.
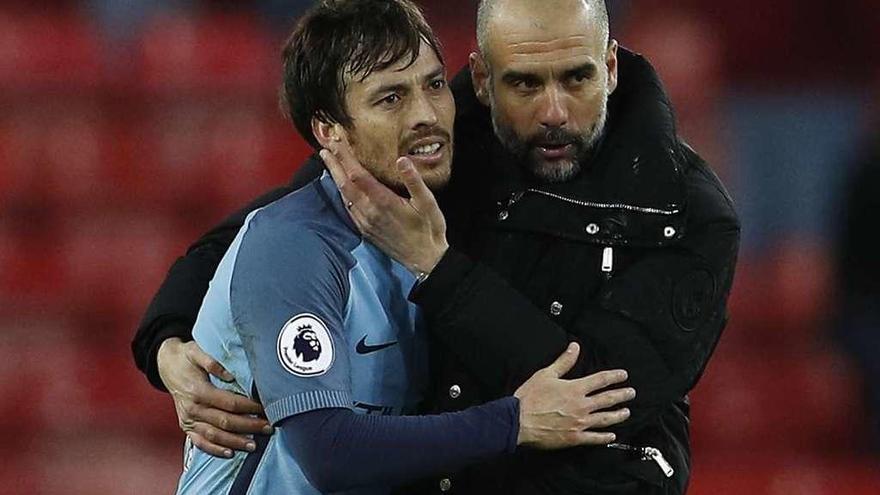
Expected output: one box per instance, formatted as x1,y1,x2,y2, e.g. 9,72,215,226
546,342,580,378
397,157,435,212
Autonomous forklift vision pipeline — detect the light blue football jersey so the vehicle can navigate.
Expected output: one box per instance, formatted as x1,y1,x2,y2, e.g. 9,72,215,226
176,172,429,495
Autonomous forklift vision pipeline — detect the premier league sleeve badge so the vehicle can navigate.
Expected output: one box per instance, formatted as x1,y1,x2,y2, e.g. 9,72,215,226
277,313,335,377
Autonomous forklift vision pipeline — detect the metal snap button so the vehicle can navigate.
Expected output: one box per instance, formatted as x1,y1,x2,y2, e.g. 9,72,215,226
550,301,563,316
449,384,461,399
586,223,600,235
498,210,509,221
440,478,452,492
664,226,676,238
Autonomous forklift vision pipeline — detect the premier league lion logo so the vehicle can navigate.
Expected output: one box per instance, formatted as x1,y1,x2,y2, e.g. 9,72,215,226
278,314,334,376
293,326,322,362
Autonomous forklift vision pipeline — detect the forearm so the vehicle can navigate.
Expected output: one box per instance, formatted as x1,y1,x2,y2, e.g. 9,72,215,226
282,397,519,492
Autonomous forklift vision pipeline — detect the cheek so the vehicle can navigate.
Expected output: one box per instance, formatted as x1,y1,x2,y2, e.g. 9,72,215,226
494,95,531,129
439,91,456,125
571,93,606,127
352,117,400,156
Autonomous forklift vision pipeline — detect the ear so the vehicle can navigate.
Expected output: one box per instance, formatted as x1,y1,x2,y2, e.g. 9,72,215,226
605,39,619,95
469,51,491,107
311,117,343,148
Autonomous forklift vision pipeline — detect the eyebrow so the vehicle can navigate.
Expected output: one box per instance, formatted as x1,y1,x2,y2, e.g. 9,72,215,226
563,62,597,79
501,69,542,86
368,66,445,99
502,62,598,85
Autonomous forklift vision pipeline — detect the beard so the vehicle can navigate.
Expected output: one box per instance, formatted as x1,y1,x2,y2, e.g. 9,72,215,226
346,126,453,195
490,93,608,184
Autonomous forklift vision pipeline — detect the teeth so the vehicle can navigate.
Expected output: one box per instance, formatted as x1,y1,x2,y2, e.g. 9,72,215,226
410,143,441,155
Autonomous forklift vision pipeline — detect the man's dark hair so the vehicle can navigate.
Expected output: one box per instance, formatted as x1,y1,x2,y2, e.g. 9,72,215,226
280,0,444,148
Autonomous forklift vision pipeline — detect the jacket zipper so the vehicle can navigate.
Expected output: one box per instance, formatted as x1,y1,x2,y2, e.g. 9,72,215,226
504,191,618,280
525,189,680,215
606,443,675,478
502,192,672,478
601,246,614,280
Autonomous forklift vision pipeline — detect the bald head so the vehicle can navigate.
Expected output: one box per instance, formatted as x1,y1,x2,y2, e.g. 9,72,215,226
477,0,609,63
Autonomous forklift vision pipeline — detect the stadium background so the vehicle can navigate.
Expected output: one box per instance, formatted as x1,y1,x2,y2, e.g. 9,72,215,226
1,0,879,493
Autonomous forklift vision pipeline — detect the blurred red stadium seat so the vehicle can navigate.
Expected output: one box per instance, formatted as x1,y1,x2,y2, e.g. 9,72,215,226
77,345,180,435
0,229,68,309
116,103,218,212
0,10,104,91
135,13,275,94
724,245,834,355
0,99,114,212
690,455,880,495
691,351,866,454
0,458,40,495
60,214,181,326
28,431,182,495
0,316,83,435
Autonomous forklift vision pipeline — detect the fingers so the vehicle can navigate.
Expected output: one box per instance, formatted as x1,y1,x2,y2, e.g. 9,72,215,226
584,387,637,412
197,406,273,435
187,431,234,458
185,342,234,382
319,147,396,219
328,133,364,176
545,342,581,378
397,157,435,212
574,368,629,394
582,408,631,429
185,425,258,459
194,383,264,415
320,148,349,191
575,431,618,446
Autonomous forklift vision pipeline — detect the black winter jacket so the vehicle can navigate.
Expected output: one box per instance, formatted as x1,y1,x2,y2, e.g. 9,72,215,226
132,48,740,494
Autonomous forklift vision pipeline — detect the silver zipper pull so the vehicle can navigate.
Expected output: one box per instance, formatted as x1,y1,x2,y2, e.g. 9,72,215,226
641,447,674,478
601,247,614,273
605,442,634,452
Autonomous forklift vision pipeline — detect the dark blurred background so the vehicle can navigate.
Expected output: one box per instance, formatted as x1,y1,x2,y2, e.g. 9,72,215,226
1,0,878,493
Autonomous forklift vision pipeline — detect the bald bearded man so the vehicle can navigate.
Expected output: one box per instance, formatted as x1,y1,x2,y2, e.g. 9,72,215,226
134,1,740,493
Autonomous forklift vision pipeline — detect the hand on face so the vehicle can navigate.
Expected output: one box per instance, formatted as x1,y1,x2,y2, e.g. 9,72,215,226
320,134,449,277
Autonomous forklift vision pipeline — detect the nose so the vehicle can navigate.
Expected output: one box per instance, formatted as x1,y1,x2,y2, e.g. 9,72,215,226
537,86,568,128
409,89,440,129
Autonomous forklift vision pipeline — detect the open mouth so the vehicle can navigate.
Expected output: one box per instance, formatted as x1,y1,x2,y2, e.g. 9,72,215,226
536,143,574,158
408,142,443,156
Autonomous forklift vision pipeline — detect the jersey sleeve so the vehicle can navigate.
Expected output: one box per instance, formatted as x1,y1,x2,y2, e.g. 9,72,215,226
230,215,353,425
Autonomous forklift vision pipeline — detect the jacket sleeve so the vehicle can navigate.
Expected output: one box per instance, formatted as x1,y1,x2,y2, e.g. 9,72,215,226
131,156,325,391
410,161,740,438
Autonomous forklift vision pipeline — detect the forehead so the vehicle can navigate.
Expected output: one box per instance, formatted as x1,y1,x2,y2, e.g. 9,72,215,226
346,40,443,95
488,5,605,69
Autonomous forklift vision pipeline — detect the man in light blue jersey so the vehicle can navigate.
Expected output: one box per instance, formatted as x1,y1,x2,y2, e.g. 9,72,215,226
176,1,635,493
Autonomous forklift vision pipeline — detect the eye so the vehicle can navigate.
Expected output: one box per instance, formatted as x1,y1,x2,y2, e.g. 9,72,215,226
429,78,447,90
567,69,595,86
378,93,401,106
511,78,541,93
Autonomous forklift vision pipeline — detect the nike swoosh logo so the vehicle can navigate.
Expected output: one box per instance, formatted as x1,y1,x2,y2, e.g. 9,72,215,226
356,335,398,354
